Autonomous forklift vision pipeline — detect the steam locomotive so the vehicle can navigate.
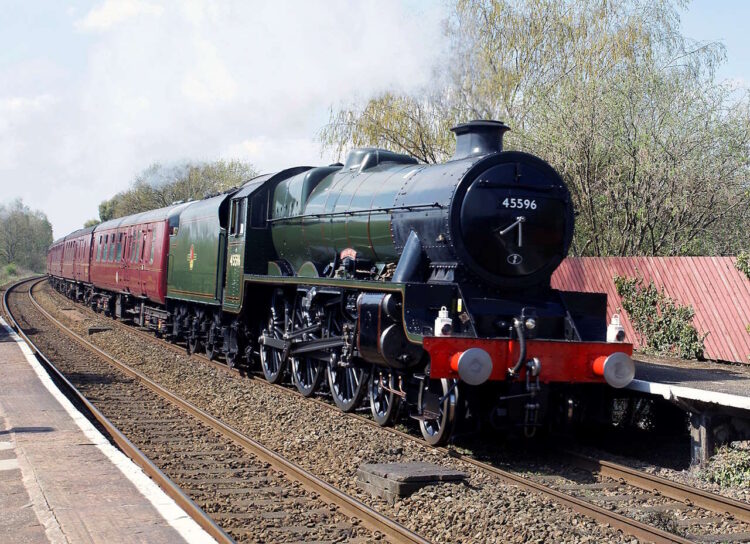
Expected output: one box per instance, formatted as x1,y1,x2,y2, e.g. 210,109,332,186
47,120,634,445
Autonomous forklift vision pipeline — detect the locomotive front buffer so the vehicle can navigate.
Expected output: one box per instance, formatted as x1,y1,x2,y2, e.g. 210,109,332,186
423,332,635,437
424,336,635,389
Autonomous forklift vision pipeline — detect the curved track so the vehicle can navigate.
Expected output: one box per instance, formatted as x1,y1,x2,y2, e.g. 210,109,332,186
3,277,232,544
29,277,750,543
4,277,429,544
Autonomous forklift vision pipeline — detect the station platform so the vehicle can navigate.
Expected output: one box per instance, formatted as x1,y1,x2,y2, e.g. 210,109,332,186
629,354,750,411
0,318,215,544
627,354,750,465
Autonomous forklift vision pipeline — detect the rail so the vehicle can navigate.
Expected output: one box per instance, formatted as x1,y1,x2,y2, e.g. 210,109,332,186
9,277,429,544
562,450,750,523
3,277,234,544
38,275,750,543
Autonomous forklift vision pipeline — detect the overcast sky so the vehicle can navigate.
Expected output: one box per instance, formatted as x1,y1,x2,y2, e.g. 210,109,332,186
0,0,747,239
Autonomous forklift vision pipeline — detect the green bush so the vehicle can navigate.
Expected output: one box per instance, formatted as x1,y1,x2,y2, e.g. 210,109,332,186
737,251,750,281
701,445,750,489
614,275,706,359
5,263,16,276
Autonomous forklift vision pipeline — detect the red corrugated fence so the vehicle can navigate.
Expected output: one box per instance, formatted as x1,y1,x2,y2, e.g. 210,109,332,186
551,257,750,363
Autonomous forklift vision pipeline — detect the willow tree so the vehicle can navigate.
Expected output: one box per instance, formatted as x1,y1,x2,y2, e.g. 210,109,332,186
320,0,750,256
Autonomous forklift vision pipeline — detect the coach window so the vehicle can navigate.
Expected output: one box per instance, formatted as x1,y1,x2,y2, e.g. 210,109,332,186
109,234,116,262
149,230,156,264
99,235,105,261
116,233,122,261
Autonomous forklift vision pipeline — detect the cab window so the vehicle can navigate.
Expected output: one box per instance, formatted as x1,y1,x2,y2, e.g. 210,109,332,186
238,199,246,235
229,200,238,235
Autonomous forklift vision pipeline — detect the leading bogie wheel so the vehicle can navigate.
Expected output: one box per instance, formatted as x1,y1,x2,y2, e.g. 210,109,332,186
417,378,459,446
369,368,402,426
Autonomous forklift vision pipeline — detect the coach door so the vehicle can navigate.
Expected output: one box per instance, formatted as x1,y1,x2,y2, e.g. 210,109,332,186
136,227,147,296
121,228,133,293
72,241,79,280
131,228,140,294
142,225,155,296
117,230,128,291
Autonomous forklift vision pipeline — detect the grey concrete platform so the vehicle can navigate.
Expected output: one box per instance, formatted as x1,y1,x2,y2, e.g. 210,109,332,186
627,355,750,465
0,319,214,544
629,354,750,410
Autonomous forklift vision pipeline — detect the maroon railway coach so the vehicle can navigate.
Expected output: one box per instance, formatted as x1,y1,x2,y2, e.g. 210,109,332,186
47,203,190,313
47,238,65,278
46,227,95,297
88,203,190,306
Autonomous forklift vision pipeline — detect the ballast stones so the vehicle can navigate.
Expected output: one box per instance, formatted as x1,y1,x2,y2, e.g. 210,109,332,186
357,462,467,504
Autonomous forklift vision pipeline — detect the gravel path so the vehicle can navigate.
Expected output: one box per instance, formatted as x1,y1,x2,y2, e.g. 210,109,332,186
33,282,636,544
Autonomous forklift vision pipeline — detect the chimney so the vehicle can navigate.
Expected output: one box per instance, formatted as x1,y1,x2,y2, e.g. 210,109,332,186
450,120,510,160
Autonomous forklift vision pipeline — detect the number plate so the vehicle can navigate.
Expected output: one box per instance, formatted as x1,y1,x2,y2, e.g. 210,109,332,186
500,197,537,210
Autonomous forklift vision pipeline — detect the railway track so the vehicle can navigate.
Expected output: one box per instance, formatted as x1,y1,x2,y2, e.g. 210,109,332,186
4,277,429,544
27,277,750,543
